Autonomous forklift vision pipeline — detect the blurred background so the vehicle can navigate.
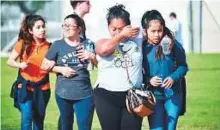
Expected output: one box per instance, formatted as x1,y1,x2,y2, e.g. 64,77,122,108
1,0,220,130
1,0,220,57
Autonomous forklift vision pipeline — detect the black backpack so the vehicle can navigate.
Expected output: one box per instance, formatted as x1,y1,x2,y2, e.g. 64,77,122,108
171,43,186,116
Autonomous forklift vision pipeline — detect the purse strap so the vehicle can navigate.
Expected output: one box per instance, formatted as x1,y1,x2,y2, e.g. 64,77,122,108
119,44,134,86
120,42,148,89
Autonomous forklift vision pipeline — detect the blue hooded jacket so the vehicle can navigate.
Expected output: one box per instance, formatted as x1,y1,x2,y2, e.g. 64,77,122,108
143,41,188,98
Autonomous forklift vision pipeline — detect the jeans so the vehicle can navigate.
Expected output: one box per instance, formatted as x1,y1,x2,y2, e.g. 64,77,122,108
18,89,50,130
148,93,183,130
55,94,94,130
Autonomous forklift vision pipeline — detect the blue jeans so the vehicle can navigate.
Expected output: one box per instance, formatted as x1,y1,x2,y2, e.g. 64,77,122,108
55,94,94,130
148,93,183,130
18,89,50,130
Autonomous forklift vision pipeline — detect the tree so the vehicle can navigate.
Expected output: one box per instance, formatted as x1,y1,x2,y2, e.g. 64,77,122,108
1,1,50,14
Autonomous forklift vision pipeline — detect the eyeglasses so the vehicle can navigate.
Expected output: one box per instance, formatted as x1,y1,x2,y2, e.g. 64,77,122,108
78,1,90,6
84,1,90,5
62,24,78,30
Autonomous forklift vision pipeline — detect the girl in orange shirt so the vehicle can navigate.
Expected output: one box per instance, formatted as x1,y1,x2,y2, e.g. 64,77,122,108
7,14,52,130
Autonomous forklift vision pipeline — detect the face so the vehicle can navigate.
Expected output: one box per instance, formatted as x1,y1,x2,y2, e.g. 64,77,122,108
29,20,46,40
146,20,164,44
79,0,91,14
62,18,81,38
169,16,175,20
108,18,127,37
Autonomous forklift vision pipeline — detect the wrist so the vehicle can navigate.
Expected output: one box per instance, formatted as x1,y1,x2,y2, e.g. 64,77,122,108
60,67,66,75
117,33,126,41
17,62,22,68
90,53,95,60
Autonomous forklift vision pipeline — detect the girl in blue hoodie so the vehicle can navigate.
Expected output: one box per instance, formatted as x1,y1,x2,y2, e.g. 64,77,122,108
141,10,188,130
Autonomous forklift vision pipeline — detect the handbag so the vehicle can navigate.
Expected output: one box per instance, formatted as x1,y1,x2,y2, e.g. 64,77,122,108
120,44,156,117
126,87,156,117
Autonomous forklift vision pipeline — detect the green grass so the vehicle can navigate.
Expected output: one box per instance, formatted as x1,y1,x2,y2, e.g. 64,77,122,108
1,53,220,130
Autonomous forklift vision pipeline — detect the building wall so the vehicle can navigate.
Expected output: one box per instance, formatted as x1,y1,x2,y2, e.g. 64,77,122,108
202,1,220,53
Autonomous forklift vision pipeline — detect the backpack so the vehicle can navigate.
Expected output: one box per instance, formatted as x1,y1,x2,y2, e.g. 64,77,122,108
172,43,186,116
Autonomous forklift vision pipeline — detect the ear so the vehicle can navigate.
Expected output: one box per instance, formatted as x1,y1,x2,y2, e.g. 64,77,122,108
28,28,33,34
107,26,111,32
142,29,147,37
76,2,82,7
78,27,82,34
142,29,148,41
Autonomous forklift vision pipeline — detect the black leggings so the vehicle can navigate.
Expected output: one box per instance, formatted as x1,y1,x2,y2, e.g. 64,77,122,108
94,87,143,130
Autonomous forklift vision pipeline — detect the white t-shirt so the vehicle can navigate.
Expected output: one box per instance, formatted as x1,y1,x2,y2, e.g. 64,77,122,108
168,19,183,44
95,33,143,91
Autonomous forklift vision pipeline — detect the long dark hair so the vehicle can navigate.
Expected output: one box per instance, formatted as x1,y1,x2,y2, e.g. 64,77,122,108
141,10,175,60
106,4,131,26
18,14,46,60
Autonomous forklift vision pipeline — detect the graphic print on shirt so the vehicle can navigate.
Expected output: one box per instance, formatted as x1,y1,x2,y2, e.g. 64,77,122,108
113,40,140,68
61,49,84,69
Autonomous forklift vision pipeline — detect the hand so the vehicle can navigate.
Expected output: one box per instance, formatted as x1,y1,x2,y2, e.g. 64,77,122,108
162,77,174,89
41,58,55,70
120,25,140,39
150,76,163,87
19,62,28,69
76,48,95,61
61,67,76,78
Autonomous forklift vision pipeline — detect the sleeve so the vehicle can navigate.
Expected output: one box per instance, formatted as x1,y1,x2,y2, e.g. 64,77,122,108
45,41,59,61
171,20,180,32
169,42,188,81
13,40,23,54
142,42,152,86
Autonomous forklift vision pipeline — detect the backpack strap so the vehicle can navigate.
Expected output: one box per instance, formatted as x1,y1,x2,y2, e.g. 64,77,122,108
142,41,151,88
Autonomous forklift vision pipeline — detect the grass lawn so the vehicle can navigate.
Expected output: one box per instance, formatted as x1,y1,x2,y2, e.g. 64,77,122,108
1,53,220,130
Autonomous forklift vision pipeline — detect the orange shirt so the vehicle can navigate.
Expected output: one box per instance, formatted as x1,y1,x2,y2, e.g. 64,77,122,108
14,39,50,91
